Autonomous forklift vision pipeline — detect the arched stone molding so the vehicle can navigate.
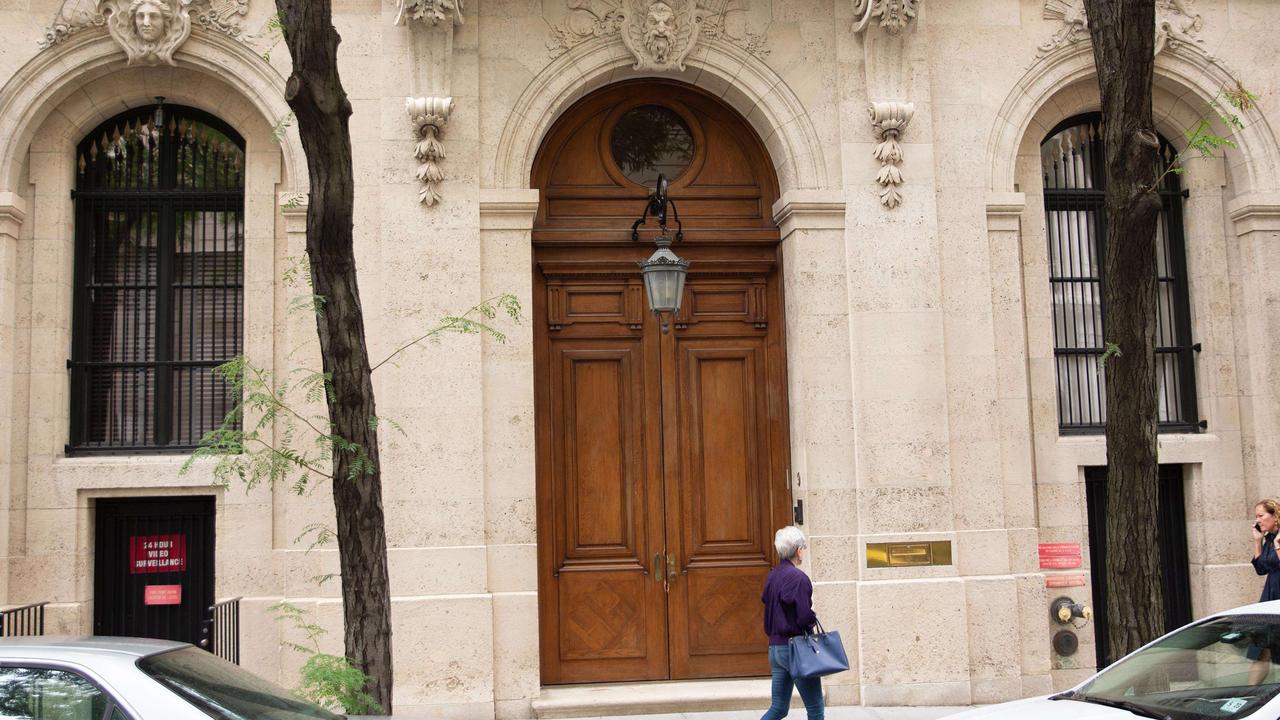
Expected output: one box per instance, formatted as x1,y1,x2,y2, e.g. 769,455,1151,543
492,35,827,193
982,40,1280,622
0,28,295,626
1010,77,1241,191
986,42,1280,197
0,28,304,198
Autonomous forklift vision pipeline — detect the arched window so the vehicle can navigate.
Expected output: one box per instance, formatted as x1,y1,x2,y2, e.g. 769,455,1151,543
1041,113,1198,433
69,105,244,451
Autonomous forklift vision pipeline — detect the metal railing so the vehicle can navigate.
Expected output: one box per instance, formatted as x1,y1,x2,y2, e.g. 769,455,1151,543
0,602,47,637
201,597,241,665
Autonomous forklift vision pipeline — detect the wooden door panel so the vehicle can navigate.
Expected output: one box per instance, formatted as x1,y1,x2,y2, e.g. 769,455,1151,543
666,333,776,678
684,347,765,549
540,337,669,682
559,572,649,660
559,353,632,554
684,569,771,656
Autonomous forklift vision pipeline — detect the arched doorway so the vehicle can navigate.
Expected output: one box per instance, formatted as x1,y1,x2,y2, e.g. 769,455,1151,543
532,80,793,684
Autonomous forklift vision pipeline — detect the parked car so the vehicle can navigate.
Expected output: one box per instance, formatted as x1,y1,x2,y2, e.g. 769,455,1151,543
0,635,343,719
946,600,1280,720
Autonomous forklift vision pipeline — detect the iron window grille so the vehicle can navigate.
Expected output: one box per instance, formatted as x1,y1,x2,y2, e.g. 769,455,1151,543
1041,113,1199,434
69,105,245,453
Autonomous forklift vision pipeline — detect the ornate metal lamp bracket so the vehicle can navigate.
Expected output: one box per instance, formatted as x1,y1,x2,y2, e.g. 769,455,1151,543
630,175,685,243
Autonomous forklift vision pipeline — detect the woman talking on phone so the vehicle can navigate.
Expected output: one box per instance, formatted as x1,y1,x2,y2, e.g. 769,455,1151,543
1248,499,1280,683
1253,499,1280,601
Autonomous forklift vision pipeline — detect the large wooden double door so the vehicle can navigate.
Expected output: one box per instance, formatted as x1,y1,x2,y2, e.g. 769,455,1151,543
533,81,792,684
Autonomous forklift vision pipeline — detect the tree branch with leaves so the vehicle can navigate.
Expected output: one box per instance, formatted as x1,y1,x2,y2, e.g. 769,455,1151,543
182,293,520,707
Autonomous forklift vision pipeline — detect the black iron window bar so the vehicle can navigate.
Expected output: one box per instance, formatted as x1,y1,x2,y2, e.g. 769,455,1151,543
1041,114,1201,434
68,101,246,452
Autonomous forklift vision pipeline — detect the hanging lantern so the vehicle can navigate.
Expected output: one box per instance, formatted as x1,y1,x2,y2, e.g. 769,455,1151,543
640,234,688,320
631,174,688,333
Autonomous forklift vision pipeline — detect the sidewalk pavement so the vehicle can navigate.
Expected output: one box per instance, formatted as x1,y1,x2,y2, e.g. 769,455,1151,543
564,708,970,719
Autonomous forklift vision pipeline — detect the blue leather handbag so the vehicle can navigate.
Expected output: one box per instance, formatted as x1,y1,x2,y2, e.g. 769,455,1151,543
787,620,849,679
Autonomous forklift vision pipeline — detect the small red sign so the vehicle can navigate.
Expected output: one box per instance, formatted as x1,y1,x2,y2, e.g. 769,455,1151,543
1038,542,1082,569
143,584,182,605
129,534,187,574
1046,574,1087,588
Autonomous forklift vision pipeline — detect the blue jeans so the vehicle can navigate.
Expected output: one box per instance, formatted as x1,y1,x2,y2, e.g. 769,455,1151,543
761,644,824,720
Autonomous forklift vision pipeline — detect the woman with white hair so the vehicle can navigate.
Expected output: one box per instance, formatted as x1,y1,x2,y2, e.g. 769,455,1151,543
759,525,823,720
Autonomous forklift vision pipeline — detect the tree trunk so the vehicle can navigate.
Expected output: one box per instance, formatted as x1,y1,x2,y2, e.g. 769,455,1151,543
1083,0,1165,663
273,0,394,709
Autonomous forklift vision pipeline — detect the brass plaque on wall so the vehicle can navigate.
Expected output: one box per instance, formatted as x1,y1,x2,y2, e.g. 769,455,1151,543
866,541,953,568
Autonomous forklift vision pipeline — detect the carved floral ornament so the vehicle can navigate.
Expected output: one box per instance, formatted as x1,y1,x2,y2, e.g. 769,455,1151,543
406,96,454,206
851,0,918,35
39,0,248,60
547,0,770,65
869,101,913,209
1039,0,1208,58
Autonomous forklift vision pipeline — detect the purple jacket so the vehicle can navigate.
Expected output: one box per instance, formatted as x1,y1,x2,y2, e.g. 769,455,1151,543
761,558,817,646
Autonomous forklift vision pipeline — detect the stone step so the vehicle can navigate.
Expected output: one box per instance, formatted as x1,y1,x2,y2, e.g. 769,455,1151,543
531,678,812,718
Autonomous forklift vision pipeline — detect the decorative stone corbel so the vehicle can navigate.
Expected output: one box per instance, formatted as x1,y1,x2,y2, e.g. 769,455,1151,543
868,101,914,209
852,0,919,34
395,0,464,26
396,0,462,208
406,96,454,206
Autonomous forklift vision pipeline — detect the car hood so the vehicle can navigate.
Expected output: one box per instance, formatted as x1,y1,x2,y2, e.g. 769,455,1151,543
945,697,1145,719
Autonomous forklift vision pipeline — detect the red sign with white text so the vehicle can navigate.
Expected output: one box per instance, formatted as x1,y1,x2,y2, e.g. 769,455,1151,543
1038,542,1082,569
143,584,182,605
129,534,186,574
1045,574,1087,588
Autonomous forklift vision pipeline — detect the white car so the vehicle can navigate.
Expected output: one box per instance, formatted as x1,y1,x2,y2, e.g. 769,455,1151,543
0,635,344,719
946,600,1280,720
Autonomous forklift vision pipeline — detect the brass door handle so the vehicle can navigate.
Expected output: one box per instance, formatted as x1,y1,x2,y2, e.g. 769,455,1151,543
667,552,677,583
654,553,663,583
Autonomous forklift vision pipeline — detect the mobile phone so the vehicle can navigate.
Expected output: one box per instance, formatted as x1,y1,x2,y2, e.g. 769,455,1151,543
1256,522,1263,532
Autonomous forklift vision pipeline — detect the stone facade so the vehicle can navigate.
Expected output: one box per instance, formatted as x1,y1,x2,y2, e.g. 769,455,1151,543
1,0,1279,717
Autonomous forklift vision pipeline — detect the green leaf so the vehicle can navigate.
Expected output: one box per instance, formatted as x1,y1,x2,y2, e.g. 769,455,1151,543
1224,84,1260,113
1098,342,1122,372
271,112,295,143
295,523,335,551
298,654,382,714
288,293,327,317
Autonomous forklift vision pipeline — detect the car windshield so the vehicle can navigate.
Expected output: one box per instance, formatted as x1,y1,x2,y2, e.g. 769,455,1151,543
1074,614,1280,719
138,647,344,720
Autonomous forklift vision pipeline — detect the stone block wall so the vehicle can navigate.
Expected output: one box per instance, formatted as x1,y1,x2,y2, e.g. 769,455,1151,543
0,0,1277,717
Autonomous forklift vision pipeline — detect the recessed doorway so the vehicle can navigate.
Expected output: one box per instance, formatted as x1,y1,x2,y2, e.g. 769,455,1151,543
532,80,793,684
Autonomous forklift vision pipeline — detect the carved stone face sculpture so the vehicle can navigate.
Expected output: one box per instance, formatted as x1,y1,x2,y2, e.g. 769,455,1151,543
132,0,166,42
644,2,675,64
107,0,191,66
